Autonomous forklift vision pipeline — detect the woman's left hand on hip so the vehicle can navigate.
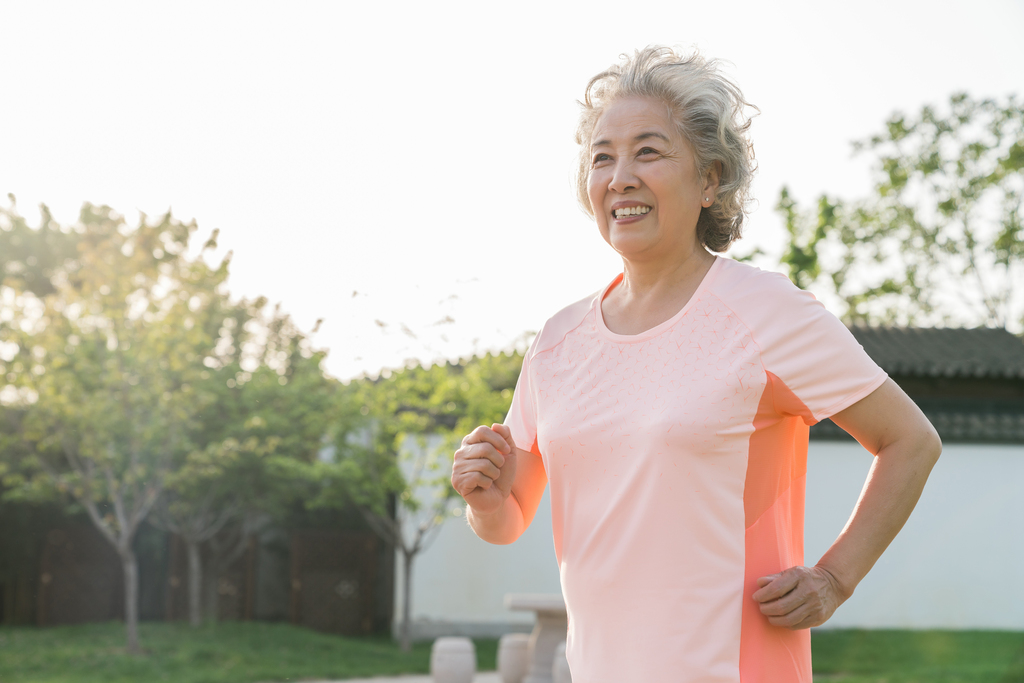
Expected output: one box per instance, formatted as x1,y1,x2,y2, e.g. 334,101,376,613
751,565,847,630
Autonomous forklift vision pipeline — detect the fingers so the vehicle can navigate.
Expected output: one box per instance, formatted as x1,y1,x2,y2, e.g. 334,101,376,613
453,469,495,495
752,570,798,603
752,566,842,630
459,441,506,471
459,453,502,481
490,423,517,452
756,584,804,617
451,450,501,497
452,424,517,500
463,424,513,455
766,602,816,629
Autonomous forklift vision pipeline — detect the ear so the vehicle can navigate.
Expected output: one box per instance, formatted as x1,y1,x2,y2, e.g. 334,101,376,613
702,161,722,206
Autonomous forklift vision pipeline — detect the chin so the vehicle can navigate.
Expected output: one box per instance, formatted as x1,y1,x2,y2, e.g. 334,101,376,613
608,239,656,260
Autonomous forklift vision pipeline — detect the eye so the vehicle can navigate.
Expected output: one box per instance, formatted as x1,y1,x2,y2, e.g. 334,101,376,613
591,152,611,166
638,147,658,156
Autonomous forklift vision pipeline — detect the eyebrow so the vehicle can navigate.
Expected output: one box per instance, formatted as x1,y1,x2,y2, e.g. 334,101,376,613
592,131,671,148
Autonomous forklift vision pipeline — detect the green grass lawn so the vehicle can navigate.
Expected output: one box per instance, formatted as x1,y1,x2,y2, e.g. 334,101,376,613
0,622,1021,683
811,629,1024,683
0,621,497,683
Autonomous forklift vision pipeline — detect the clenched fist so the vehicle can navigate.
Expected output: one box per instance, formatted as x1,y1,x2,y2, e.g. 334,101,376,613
752,565,848,629
451,423,517,515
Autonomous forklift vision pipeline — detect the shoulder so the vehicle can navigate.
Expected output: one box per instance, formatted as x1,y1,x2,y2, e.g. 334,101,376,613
529,287,603,357
708,258,825,328
710,257,811,305
707,260,885,421
708,257,860,357
709,257,872,369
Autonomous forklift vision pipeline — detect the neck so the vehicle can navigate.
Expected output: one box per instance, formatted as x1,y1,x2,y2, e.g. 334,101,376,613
600,243,718,336
619,242,716,299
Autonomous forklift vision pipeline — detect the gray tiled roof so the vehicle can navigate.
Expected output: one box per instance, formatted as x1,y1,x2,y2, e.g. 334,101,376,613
849,326,1024,379
811,410,1024,443
809,326,1024,443
927,411,1024,442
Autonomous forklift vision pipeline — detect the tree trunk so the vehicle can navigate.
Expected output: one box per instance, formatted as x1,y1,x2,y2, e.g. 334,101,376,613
203,561,219,623
204,519,258,623
400,549,413,653
120,548,141,654
186,539,202,628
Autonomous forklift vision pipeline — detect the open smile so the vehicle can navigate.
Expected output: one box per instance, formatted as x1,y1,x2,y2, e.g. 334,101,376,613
613,206,651,219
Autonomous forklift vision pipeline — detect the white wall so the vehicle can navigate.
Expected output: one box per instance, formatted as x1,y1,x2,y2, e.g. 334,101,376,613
395,487,562,639
805,442,1024,630
401,442,1024,636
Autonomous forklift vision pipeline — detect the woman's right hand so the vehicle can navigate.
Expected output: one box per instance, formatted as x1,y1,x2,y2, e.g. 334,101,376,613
452,423,517,515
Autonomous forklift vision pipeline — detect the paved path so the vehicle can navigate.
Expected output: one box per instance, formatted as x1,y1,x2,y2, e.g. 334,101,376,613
299,673,500,683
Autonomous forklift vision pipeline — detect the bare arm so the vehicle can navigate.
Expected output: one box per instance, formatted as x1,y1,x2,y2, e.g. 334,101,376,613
451,424,548,545
753,378,942,629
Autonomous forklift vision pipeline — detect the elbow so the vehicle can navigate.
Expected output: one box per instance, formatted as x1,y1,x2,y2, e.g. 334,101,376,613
467,506,525,546
469,515,523,546
473,528,523,546
921,422,942,468
483,532,522,546
929,430,942,465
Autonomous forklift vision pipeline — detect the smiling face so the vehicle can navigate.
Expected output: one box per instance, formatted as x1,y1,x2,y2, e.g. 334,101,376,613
587,96,717,263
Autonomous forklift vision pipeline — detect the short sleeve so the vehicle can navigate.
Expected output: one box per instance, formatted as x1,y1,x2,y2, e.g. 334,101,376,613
502,292,597,458
504,337,541,456
715,264,887,425
755,284,886,423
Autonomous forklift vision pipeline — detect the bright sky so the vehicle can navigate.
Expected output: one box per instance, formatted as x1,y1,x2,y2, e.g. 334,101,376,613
2,1,1022,379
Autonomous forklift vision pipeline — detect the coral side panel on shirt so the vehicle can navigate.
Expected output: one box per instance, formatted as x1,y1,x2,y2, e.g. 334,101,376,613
739,373,813,683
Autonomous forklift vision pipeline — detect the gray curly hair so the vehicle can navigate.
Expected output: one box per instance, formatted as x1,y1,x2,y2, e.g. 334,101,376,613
575,46,757,253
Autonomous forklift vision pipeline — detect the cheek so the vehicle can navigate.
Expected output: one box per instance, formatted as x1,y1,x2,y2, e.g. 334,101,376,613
588,184,609,234
587,175,612,239
586,171,606,210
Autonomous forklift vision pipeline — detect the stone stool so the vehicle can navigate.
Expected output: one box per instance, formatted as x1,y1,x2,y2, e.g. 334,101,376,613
497,632,530,683
430,636,476,683
505,594,568,683
552,641,571,683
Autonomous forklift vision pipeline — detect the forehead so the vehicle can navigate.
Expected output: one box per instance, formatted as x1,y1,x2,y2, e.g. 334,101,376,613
591,96,678,146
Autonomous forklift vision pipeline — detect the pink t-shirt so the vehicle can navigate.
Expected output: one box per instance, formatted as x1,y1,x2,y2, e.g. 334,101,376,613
505,257,886,683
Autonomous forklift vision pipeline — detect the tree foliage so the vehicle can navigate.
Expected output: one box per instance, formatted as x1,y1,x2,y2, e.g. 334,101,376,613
0,196,533,649
0,200,334,646
0,195,80,298
778,93,1024,328
0,202,233,650
155,298,334,626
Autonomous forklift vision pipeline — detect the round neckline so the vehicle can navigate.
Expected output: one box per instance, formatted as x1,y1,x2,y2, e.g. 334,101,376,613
595,256,723,343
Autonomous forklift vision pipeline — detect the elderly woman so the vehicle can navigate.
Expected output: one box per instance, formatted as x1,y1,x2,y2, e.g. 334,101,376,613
451,47,940,683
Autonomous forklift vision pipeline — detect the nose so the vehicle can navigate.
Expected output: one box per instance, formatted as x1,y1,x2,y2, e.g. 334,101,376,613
608,158,639,194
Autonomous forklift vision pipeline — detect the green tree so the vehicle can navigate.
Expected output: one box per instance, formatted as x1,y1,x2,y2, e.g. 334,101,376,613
154,300,334,626
0,203,231,652
155,430,281,627
778,93,1024,327
0,195,80,298
313,352,521,651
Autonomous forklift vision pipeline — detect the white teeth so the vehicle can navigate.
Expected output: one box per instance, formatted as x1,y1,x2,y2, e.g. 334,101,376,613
614,206,650,218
